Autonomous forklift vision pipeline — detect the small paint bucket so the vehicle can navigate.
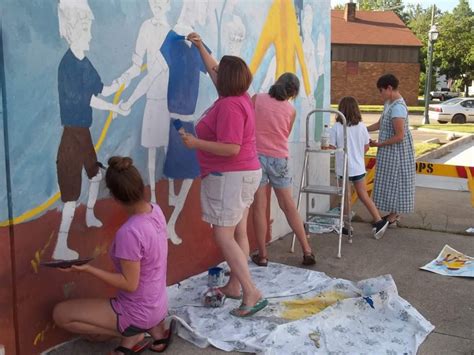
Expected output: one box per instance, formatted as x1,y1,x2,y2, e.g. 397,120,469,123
207,267,224,287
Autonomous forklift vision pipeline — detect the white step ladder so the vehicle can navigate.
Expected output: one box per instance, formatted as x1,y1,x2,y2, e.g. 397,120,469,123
290,108,352,258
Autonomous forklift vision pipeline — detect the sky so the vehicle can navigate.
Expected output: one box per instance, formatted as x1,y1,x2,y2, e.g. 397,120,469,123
330,0,474,12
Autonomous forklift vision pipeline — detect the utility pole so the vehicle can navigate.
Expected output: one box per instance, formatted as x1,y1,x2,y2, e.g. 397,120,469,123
423,5,437,125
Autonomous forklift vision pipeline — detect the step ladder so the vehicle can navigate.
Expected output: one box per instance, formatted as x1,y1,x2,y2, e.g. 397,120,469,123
290,108,352,258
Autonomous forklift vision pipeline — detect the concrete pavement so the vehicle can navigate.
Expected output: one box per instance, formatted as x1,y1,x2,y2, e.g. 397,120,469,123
48,184,474,354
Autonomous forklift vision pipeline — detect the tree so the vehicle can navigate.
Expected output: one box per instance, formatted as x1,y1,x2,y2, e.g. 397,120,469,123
358,0,405,19
433,0,474,96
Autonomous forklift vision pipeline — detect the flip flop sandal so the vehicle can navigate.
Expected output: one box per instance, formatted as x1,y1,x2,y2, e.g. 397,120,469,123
302,253,316,266
114,338,151,355
230,298,269,318
251,254,268,267
216,287,242,300
149,319,176,353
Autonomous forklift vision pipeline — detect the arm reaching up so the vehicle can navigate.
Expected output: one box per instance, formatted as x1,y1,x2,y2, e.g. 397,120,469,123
187,32,219,87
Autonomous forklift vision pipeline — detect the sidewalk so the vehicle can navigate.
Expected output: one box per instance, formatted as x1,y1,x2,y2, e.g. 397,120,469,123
48,186,474,354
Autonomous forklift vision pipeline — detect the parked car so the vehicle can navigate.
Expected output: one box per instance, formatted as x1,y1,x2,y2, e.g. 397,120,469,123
428,98,474,124
429,88,460,101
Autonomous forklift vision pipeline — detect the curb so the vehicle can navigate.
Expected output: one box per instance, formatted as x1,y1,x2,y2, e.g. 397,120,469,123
416,134,473,161
414,127,472,136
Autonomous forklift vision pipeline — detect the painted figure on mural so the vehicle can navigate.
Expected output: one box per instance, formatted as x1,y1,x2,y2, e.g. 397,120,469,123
161,0,212,245
249,0,311,96
116,0,211,245
52,0,129,260
114,0,171,211
222,14,246,56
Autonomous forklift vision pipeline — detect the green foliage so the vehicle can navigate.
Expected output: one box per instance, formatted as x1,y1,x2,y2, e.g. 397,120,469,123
357,0,405,18
433,0,474,96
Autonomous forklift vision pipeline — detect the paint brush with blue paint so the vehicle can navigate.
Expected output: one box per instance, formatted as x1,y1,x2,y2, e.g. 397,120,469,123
173,118,185,135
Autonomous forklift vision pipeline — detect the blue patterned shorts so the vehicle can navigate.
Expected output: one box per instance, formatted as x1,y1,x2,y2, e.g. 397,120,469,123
258,154,292,189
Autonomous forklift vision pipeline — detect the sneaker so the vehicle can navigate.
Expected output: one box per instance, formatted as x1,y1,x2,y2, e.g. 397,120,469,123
341,226,354,236
372,219,389,239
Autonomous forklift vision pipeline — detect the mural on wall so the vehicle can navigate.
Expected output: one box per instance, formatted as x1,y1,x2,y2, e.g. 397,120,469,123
0,0,330,352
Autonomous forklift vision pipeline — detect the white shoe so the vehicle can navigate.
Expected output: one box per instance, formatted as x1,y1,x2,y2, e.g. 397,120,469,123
167,223,183,245
86,208,103,228
52,246,79,260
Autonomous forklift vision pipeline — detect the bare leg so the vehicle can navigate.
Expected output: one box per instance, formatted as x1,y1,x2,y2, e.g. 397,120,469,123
353,179,382,222
274,187,312,255
213,225,262,307
251,185,269,261
86,170,103,228
166,179,193,245
221,208,251,297
148,147,157,204
53,298,119,337
343,181,351,223
53,201,79,260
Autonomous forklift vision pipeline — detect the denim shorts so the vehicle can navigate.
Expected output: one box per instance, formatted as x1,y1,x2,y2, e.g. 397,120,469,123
337,173,366,182
258,154,292,189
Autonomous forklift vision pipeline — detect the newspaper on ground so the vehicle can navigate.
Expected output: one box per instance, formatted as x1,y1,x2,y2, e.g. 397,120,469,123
306,207,355,234
420,244,474,278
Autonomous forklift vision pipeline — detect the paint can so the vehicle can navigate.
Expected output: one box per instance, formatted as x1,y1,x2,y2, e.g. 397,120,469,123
207,266,224,287
202,287,226,308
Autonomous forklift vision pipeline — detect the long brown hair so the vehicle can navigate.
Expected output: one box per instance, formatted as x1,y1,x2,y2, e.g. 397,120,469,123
337,96,362,127
105,156,144,205
216,55,252,97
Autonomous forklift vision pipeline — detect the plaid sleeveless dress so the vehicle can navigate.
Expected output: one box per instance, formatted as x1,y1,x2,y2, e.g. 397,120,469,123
373,98,415,213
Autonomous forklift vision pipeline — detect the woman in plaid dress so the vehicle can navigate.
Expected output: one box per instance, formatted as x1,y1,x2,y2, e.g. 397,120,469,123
367,74,415,225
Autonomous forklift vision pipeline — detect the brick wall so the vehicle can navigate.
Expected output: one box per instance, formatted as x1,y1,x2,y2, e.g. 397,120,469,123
331,61,420,106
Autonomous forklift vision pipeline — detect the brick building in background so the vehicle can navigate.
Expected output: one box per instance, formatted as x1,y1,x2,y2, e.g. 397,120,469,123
332,2,422,105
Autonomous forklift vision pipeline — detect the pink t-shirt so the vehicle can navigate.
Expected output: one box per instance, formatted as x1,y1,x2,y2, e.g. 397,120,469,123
195,94,260,177
254,93,295,158
110,204,168,331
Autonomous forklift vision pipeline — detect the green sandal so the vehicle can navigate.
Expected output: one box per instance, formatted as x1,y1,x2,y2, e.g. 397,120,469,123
230,298,269,317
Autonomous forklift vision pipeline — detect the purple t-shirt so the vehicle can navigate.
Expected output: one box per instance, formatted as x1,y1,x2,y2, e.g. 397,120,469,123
110,204,168,331
195,94,260,177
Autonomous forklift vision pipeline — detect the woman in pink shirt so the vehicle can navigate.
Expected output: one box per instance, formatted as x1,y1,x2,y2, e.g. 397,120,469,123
251,73,316,266
181,32,267,317
53,156,173,354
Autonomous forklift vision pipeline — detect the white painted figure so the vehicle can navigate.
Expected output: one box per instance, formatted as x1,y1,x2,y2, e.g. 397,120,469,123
115,0,172,206
53,0,129,260
223,14,246,56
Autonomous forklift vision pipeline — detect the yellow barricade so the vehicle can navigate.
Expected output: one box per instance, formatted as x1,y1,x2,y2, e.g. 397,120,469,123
350,157,474,207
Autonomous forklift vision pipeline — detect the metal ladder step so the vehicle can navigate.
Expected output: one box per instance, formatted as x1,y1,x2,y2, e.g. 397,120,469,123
306,148,344,154
307,211,341,219
301,185,342,196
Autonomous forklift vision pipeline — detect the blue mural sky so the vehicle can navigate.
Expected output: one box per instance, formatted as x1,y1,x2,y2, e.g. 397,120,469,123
0,0,330,222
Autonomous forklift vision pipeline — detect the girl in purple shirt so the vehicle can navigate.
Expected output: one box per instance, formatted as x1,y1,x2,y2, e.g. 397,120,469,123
180,32,268,318
53,157,173,354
